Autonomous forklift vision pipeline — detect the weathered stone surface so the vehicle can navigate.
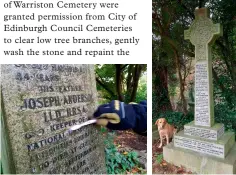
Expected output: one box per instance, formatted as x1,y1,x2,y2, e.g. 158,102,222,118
185,8,222,127
1,64,106,174
164,142,236,174
194,61,213,127
138,150,147,169
174,130,235,158
184,121,224,140
163,7,235,174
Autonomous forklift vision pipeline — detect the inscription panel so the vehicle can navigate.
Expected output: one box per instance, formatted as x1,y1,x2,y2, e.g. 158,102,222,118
1,64,106,174
184,125,224,140
195,62,210,126
218,126,224,138
174,136,225,158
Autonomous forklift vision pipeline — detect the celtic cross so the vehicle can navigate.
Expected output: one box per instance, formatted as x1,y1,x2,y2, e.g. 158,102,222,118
184,8,222,127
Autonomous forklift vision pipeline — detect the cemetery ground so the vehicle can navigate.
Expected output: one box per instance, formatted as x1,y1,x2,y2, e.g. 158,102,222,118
152,114,194,174
101,128,147,174
152,139,192,174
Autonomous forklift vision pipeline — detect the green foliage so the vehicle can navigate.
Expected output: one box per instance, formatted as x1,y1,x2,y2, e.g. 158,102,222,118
96,64,116,101
213,77,236,137
104,131,139,174
96,64,147,103
215,103,236,133
212,60,236,138
134,79,147,103
156,154,163,164
100,126,107,133
152,73,172,115
168,85,177,97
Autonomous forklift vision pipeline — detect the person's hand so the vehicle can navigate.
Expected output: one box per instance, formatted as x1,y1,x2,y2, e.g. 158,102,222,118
93,100,136,130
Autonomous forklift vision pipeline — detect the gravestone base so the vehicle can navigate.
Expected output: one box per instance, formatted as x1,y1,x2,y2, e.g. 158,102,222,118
163,142,236,174
174,130,235,158
184,121,224,140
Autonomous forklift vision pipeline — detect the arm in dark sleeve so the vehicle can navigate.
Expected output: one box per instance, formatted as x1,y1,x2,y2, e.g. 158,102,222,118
106,100,147,136
94,100,147,136
131,100,147,136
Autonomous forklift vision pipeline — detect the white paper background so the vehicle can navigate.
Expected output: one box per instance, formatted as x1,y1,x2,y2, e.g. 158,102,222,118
0,0,152,173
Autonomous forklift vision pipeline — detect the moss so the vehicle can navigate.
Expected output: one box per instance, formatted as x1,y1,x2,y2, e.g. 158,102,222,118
1,91,17,174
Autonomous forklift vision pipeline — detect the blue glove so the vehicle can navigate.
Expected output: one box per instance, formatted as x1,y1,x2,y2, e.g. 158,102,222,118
93,100,147,135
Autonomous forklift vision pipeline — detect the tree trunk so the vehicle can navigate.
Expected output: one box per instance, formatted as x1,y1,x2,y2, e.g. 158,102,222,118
130,65,143,102
153,58,172,115
115,65,124,101
126,65,134,95
173,48,188,115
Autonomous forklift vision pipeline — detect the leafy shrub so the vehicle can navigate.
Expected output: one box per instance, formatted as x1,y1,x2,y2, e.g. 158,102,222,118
156,154,163,164
103,131,139,174
135,83,147,103
214,99,236,139
212,62,236,138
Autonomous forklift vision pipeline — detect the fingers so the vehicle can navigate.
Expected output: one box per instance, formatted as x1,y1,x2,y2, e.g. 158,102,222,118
93,104,111,118
95,113,121,127
99,113,120,124
93,101,123,128
96,119,109,126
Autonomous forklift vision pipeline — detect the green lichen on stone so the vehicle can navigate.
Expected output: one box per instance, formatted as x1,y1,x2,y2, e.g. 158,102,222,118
21,115,33,132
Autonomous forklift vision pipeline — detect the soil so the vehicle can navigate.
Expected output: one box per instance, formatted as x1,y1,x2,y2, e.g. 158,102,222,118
113,130,147,174
112,130,194,174
114,130,147,151
152,138,193,174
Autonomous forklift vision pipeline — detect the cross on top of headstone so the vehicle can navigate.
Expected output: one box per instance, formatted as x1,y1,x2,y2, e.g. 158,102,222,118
167,8,236,168
184,8,223,127
184,8,222,61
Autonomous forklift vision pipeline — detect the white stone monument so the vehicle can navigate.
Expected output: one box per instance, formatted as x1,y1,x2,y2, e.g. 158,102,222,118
163,8,236,174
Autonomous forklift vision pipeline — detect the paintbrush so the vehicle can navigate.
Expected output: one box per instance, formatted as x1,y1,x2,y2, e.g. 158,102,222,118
68,119,97,134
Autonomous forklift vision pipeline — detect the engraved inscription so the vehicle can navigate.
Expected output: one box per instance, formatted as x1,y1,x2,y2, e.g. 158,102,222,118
20,94,92,110
184,9,222,128
1,64,105,174
185,126,217,140
184,125,224,140
189,18,213,60
174,136,225,158
195,62,210,126
38,85,84,93
188,17,217,61
218,126,224,138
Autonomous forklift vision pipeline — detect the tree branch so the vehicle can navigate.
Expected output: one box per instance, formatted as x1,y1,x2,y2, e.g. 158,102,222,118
177,0,195,19
121,64,129,71
95,77,115,97
152,12,164,35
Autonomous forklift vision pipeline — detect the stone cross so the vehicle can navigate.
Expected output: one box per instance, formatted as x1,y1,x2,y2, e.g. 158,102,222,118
184,8,222,127
165,8,235,168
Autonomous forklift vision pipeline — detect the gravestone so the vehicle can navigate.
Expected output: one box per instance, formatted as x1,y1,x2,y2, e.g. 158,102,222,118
1,64,106,174
163,8,236,174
